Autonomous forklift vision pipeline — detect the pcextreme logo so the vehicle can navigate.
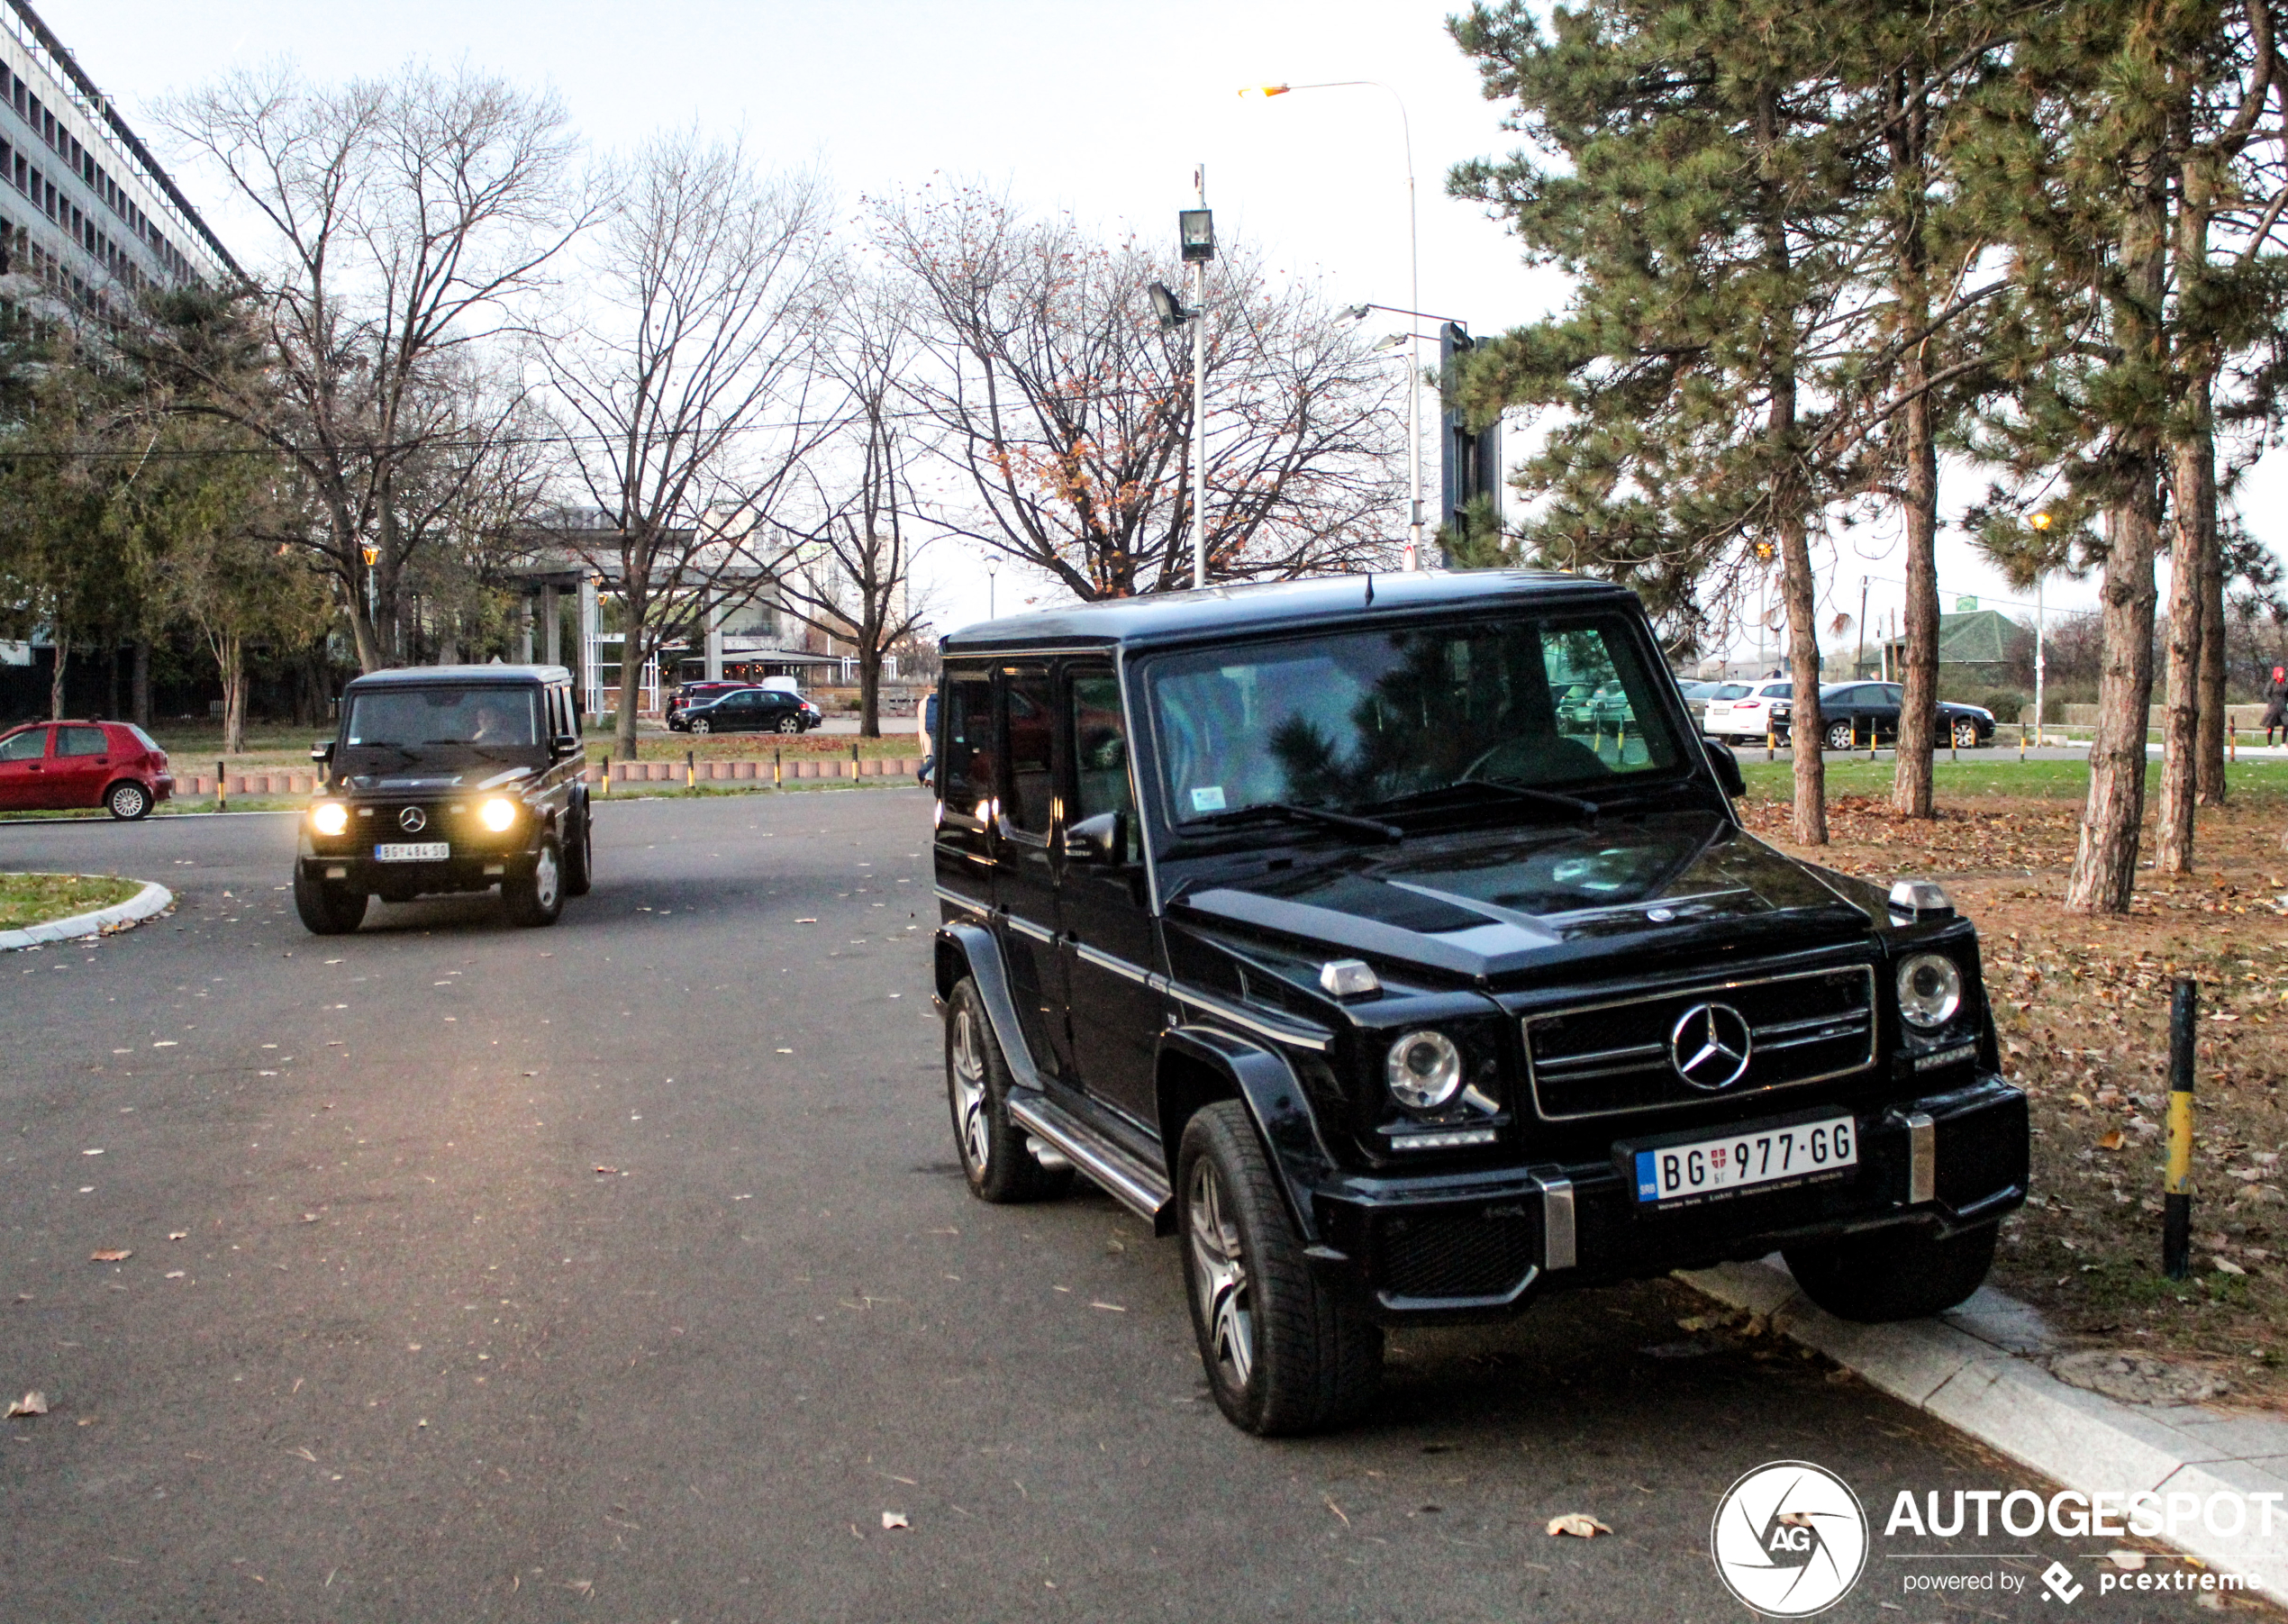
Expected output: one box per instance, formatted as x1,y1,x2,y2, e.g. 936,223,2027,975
1709,1460,1870,1616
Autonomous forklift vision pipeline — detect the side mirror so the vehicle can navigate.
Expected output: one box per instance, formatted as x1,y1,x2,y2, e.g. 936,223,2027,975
551,734,584,760
1703,738,1745,799
1064,809,1128,866
311,739,335,764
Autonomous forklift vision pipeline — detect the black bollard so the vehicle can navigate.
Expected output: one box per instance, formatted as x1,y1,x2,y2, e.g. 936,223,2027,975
2162,977,2197,1281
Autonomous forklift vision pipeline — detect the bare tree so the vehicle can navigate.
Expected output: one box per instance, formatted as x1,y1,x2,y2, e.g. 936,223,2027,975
875,185,1403,598
153,62,582,671
537,132,834,758
772,273,934,736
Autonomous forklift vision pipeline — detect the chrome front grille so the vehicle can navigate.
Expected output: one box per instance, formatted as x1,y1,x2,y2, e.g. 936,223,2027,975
1523,964,1876,1120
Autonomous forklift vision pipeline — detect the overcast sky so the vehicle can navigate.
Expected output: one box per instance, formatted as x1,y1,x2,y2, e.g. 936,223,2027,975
47,0,2250,647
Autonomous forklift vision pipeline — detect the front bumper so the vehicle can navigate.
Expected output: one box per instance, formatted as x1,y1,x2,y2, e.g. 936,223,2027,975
1306,1075,2026,1324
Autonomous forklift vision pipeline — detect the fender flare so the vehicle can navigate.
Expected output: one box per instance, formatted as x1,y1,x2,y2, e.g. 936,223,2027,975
933,921,1044,1092
1157,1025,1339,1244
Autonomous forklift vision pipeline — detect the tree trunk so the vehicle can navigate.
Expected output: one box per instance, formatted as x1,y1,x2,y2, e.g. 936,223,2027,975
2156,397,2211,874
613,631,645,762
2066,494,2160,912
132,637,151,730
48,628,68,719
221,633,248,756
1780,514,1826,846
858,641,881,738
1892,379,1939,818
106,639,122,722
2194,491,2227,804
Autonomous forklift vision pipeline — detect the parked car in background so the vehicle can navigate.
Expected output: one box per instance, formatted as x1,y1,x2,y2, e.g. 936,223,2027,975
671,686,822,735
664,681,754,726
1702,679,1793,742
0,720,173,819
1815,683,1995,751
1680,680,1748,730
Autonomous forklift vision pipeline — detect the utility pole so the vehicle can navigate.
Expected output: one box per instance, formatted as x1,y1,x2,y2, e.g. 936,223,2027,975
1191,165,1209,590
1856,577,1869,680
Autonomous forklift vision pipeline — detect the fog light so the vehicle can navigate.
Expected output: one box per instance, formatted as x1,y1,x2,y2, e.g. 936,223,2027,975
478,797,517,831
1386,1030,1464,1111
1898,953,1963,1029
311,802,349,836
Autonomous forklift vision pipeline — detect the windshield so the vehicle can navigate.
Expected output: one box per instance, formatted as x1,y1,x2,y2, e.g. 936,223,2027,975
1145,614,1684,828
345,686,540,751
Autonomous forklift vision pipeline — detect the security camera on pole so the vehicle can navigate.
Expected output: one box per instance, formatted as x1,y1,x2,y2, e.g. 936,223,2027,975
1149,169,1216,590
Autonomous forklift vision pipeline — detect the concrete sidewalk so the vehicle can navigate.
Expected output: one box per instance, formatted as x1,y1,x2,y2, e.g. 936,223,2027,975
1681,1256,2288,1603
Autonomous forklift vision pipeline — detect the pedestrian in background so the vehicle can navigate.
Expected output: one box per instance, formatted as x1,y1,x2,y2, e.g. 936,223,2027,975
2264,664,2287,746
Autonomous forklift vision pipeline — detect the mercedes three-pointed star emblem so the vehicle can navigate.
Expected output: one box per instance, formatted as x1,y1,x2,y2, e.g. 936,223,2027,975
1669,1002,1753,1090
398,805,428,833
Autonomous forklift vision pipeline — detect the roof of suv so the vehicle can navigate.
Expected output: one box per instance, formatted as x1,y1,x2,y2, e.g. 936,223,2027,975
341,664,571,690
940,569,1630,655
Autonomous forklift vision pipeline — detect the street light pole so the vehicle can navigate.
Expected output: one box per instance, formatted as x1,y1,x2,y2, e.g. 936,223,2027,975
985,553,998,620
2029,510,2053,745
1247,81,1421,568
1192,164,1209,590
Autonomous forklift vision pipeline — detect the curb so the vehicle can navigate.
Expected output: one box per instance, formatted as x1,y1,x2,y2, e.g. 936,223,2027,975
1679,1257,2288,1603
0,879,173,950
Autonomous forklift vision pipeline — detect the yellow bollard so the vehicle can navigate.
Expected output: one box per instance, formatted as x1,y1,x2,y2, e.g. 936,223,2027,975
685,748,695,790
2163,978,2196,1279
215,760,228,812
773,748,783,790
2018,722,2026,762
1766,726,1775,762
2229,724,2238,763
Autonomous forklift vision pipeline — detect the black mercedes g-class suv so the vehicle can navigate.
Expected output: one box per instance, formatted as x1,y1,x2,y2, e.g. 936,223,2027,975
295,665,595,934
929,572,2026,1435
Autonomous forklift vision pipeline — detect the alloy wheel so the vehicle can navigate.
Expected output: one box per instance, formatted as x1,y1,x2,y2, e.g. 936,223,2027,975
532,845,559,911
1188,1159,1254,1391
950,1006,991,1175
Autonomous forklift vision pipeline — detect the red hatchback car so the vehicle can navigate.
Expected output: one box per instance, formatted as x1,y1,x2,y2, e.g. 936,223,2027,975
0,720,174,820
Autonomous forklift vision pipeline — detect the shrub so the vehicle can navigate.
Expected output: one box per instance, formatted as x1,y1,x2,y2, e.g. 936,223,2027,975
1980,690,2023,723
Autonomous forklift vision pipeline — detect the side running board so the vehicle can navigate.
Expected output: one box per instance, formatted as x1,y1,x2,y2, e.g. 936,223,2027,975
1007,1091,1172,1224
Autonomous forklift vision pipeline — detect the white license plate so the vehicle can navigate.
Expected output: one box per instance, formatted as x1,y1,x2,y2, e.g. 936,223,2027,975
1630,1114,1857,1205
375,841,450,862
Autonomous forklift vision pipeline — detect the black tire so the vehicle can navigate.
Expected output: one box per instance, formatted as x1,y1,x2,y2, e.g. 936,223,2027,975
690,718,712,735
944,979,1069,1203
561,804,593,897
1951,719,1981,750
292,866,367,935
1177,1101,1383,1436
502,836,565,928
1824,720,1856,751
104,780,152,821
776,715,804,735
1783,1223,1997,1322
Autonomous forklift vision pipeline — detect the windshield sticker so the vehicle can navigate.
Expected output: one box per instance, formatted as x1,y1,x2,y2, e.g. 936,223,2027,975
1190,785,1227,812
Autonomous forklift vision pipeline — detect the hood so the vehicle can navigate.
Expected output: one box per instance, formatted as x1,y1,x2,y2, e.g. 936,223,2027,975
1171,812,1873,984
344,763,537,794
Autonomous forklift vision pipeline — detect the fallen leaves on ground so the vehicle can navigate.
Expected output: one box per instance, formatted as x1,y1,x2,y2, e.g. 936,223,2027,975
88,1248,131,1263
881,1511,910,1530
6,1391,48,1418
1547,1513,1612,1538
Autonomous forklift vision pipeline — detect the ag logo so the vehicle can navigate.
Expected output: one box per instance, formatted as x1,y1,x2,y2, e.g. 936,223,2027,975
1710,1460,1867,1616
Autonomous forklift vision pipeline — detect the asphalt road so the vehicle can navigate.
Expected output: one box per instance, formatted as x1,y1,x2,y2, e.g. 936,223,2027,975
0,790,2249,1622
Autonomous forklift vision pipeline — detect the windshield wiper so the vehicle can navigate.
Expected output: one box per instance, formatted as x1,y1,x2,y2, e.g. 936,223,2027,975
1185,801,1404,843
1367,776,1601,823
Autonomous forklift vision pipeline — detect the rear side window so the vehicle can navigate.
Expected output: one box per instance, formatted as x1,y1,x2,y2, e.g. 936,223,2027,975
126,723,162,753
940,668,994,824
0,727,47,762
56,725,106,756
1003,666,1057,837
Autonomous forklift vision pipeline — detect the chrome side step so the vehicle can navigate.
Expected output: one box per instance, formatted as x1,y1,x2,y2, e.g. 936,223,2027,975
1008,1092,1172,1223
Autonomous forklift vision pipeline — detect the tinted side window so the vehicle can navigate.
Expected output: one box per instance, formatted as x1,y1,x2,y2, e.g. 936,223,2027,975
1069,670,1134,822
1003,666,1057,837
940,668,994,825
0,727,47,762
56,725,106,756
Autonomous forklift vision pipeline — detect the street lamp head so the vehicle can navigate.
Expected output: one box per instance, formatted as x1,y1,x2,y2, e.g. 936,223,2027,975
1148,281,1188,330
1372,332,1408,353
984,555,998,576
1178,208,1215,263
1342,304,1372,322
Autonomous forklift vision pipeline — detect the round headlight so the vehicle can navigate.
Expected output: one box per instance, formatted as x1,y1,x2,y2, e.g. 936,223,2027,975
311,802,348,837
1897,953,1963,1029
478,796,517,832
1386,1030,1465,1111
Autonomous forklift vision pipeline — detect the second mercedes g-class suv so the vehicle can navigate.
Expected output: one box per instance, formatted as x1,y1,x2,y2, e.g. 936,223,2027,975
295,665,595,934
929,571,2026,1436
